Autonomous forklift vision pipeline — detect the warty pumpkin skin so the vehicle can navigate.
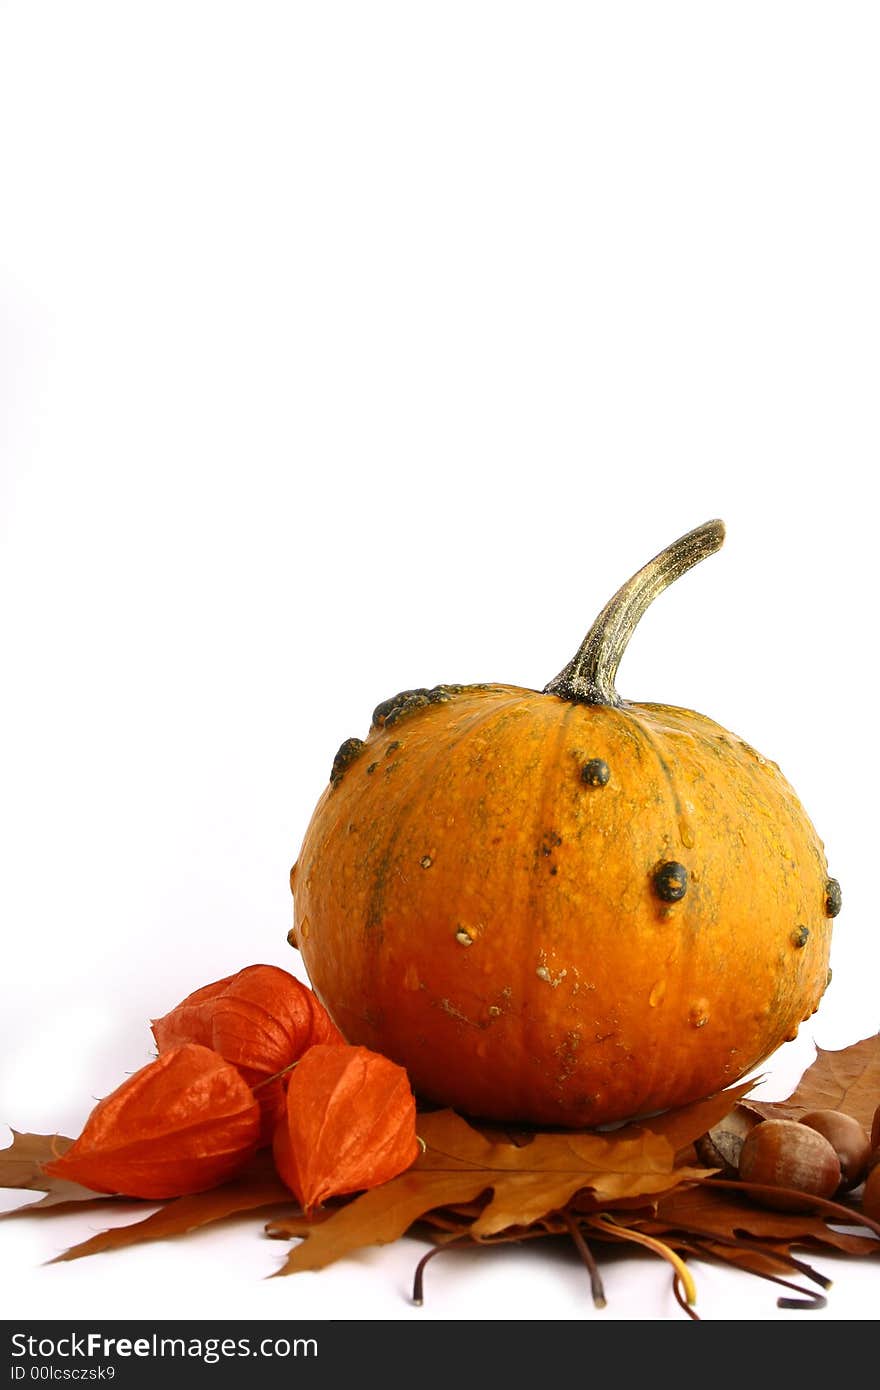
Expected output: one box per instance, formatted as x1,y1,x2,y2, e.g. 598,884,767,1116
289,522,839,1128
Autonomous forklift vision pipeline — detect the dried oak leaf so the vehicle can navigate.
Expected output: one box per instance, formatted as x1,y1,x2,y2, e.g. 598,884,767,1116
151,964,342,1141
43,1044,261,1199
685,1238,804,1279
748,1032,880,1130
630,1080,756,1157
624,1180,879,1257
267,1106,712,1275
410,1083,756,1233
0,1131,117,1215
51,1151,293,1264
273,1045,419,1213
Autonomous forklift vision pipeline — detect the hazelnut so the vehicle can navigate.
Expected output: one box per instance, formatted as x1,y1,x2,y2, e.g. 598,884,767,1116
799,1109,871,1191
863,1164,880,1223
738,1118,841,1211
695,1106,760,1178
871,1102,880,1153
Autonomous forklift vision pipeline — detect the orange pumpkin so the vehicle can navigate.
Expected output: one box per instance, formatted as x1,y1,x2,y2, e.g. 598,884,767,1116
288,522,839,1127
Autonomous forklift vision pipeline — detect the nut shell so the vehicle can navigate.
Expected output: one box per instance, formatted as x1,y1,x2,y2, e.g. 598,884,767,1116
695,1107,760,1178
738,1118,841,1211
799,1109,871,1191
863,1164,880,1223
861,1167,878,1223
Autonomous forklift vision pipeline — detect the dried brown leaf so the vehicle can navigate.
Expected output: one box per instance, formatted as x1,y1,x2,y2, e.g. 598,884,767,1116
268,1171,493,1273
634,1081,756,1156
633,1180,879,1257
419,1109,710,1237
688,1238,803,1279
0,1130,117,1214
52,1152,293,1263
749,1033,880,1130
269,1106,713,1274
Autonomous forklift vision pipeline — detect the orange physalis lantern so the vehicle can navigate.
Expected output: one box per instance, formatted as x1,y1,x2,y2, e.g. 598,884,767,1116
43,1044,260,1198
151,963,343,1139
273,1044,419,1213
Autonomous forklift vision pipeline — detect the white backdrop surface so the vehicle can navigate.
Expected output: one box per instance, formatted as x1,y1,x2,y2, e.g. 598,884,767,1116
1,2,878,1322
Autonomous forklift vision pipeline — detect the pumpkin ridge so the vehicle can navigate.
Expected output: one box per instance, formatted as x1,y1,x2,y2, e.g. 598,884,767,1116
598,700,646,767
358,688,540,1037
619,705,684,820
526,697,580,932
457,694,571,1119
576,705,670,1117
610,706,706,1115
359,695,510,934
413,686,550,999
523,697,582,1106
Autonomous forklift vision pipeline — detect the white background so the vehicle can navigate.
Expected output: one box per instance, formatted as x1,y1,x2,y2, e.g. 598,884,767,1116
1,2,878,1323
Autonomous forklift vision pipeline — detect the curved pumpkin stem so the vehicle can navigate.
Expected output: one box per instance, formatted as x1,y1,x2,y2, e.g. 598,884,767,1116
544,519,726,706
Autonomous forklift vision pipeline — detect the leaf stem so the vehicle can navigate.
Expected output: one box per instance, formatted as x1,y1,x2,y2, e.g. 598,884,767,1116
561,1211,607,1308
662,1222,832,1289
412,1242,460,1306
589,1214,698,1306
672,1273,701,1320
688,1240,827,1311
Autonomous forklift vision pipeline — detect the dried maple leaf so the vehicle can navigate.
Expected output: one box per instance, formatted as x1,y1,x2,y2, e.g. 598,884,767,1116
273,1045,419,1212
151,964,343,1141
267,1106,712,1275
52,1152,293,1263
748,1033,880,1130
43,1044,261,1198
